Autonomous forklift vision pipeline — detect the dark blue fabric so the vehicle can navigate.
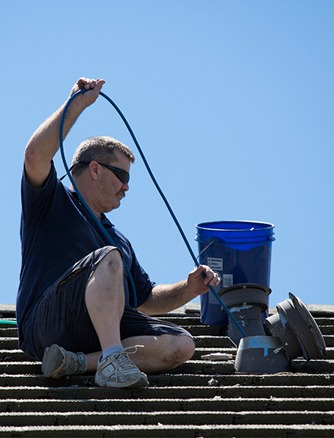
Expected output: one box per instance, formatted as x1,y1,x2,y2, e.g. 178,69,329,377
20,247,191,360
17,163,155,337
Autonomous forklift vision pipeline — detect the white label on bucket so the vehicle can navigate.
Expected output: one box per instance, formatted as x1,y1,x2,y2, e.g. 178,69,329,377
207,257,223,271
223,274,233,288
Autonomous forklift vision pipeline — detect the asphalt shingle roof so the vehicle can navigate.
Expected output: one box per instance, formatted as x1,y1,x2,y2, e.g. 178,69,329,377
0,303,334,437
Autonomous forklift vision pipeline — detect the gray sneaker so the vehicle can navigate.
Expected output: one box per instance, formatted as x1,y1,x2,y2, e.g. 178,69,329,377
95,346,149,388
42,344,87,378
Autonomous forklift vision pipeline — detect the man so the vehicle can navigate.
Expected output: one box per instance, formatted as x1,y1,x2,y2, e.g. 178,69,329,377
17,77,221,388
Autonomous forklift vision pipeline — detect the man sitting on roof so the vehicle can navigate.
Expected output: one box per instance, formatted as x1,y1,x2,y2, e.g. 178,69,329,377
17,77,221,388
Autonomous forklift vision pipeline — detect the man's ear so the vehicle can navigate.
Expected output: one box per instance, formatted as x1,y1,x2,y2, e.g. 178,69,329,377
89,161,100,180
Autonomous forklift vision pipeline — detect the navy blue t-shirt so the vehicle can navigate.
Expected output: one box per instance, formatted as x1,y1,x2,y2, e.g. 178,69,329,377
17,162,155,328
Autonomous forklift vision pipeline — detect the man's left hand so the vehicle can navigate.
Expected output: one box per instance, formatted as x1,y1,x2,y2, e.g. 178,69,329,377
186,265,221,296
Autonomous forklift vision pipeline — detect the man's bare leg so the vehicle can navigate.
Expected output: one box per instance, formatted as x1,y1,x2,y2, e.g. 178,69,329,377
84,248,148,387
84,333,195,374
85,248,124,350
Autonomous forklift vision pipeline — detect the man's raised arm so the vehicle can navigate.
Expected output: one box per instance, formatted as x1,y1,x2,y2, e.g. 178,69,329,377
24,77,105,187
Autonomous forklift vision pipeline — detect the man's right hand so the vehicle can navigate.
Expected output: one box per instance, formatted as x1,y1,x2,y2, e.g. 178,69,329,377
69,77,106,110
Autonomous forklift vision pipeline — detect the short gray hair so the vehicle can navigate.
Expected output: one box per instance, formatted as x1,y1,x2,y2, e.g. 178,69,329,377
71,136,135,177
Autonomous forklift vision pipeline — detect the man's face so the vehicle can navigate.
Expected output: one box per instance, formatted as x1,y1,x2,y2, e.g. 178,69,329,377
95,150,131,213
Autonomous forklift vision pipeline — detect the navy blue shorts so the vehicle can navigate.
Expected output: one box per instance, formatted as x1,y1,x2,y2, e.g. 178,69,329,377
21,247,192,360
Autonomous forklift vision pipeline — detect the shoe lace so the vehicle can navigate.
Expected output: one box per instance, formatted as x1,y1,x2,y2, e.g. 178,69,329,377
64,350,86,375
123,345,144,356
110,345,145,374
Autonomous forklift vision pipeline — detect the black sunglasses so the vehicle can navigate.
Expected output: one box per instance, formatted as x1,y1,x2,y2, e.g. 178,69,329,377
75,160,130,184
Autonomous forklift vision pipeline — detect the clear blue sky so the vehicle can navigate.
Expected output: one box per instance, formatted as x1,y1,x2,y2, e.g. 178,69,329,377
1,0,333,310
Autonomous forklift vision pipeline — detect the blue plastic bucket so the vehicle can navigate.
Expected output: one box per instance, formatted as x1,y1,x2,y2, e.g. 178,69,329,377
196,221,275,326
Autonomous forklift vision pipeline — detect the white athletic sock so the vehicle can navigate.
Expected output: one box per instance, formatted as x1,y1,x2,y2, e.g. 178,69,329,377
101,345,124,361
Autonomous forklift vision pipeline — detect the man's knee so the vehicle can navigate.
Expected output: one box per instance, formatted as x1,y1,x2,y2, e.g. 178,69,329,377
159,334,195,369
98,246,123,275
86,247,124,296
172,335,195,364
